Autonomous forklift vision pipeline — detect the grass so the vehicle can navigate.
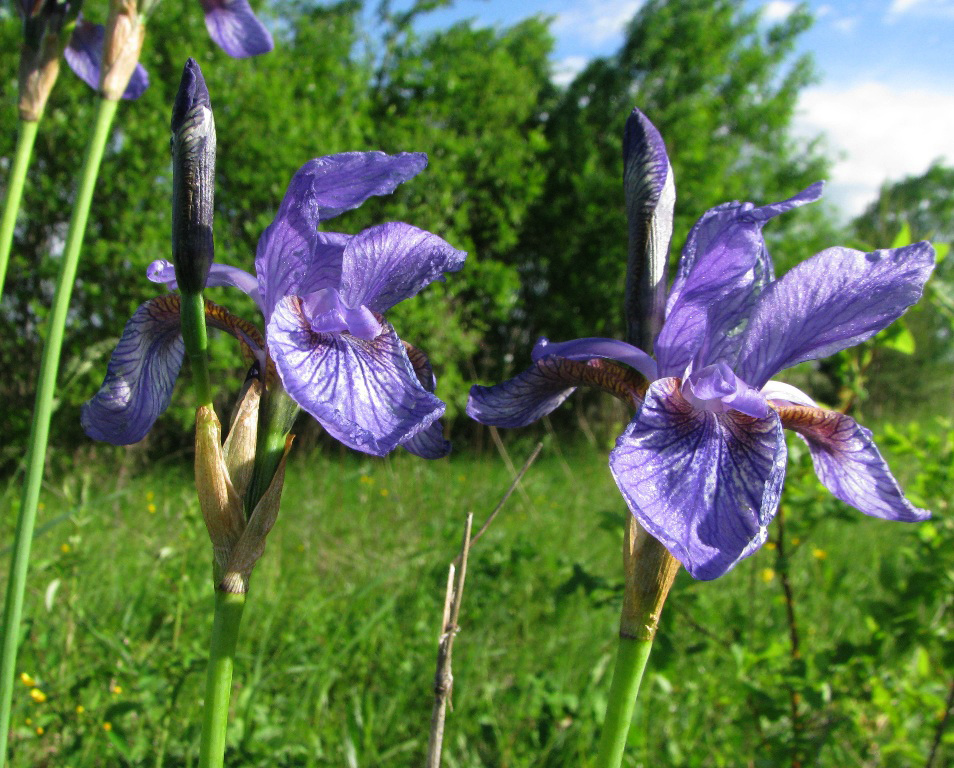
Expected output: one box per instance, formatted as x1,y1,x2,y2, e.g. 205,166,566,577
1,418,951,767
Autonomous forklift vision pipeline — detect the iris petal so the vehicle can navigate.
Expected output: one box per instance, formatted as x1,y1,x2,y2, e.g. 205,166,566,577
778,405,929,522
656,183,823,378
339,222,466,313
198,0,273,58
257,153,426,315
532,337,657,381
147,259,263,309
64,18,149,99
81,296,183,445
734,242,936,388
401,342,450,458
610,377,787,580
268,296,443,456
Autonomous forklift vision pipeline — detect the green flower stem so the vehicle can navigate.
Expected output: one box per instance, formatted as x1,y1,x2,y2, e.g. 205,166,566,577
180,291,213,408
245,387,298,516
0,118,41,300
594,634,654,768
198,589,246,768
0,96,120,766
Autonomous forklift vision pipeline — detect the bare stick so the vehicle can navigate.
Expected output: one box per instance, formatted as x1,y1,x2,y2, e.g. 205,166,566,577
425,442,543,767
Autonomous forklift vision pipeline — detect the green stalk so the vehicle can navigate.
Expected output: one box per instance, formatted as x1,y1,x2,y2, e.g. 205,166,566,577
0,97,120,766
594,635,654,768
180,291,214,408
198,590,246,768
0,118,41,300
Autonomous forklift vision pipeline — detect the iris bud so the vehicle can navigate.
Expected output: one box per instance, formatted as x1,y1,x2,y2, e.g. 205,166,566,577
171,58,216,296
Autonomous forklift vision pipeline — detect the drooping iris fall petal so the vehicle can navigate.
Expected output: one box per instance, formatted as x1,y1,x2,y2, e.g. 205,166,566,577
81,296,184,445
778,405,929,523
267,296,444,456
610,378,787,580
198,0,273,58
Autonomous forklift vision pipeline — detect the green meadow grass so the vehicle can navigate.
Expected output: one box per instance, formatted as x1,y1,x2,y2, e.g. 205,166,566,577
1,419,951,767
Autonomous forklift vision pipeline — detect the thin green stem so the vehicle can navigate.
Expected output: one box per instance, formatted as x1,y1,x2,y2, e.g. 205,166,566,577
0,119,41,300
198,590,246,768
180,291,213,408
594,634,654,768
0,97,119,767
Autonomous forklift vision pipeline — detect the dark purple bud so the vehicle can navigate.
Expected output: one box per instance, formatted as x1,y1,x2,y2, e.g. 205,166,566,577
171,58,216,295
623,108,675,352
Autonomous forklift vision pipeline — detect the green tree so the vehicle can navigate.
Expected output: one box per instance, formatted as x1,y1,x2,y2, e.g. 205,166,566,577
514,0,836,351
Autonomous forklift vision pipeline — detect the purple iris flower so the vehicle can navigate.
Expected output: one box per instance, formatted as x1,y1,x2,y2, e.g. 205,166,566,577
82,152,466,458
468,109,935,581
17,0,271,102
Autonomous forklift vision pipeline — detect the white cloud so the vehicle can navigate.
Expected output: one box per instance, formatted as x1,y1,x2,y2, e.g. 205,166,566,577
888,0,954,17
795,81,954,218
553,0,644,46
831,16,859,33
762,1,797,22
552,56,589,87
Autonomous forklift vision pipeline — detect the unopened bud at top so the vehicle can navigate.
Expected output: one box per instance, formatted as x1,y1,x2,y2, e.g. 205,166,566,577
171,58,216,296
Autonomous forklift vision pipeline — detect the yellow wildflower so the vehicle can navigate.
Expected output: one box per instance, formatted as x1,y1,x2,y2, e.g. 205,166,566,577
20,672,35,687
763,541,777,551
812,548,828,560
35,727,44,736
791,537,801,546
147,503,157,514
103,722,112,732
380,488,389,498
76,705,85,715
110,684,122,695
760,568,776,583
60,543,71,554
29,689,46,703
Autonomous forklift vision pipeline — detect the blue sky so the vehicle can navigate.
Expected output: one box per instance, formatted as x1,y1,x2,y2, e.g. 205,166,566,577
408,0,954,221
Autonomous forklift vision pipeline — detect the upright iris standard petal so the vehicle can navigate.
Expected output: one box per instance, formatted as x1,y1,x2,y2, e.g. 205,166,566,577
198,0,273,58
610,378,787,580
81,296,184,445
64,18,149,99
338,222,466,313
268,296,444,456
734,242,936,388
778,405,929,522
656,184,824,378
256,154,426,317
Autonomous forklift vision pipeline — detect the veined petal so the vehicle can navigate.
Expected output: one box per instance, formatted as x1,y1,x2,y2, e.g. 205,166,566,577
401,341,450,458
532,337,657,381
623,108,675,348
468,354,646,428
778,405,929,522
81,296,183,445
198,0,273,58
257,153,423,314
656,183,823,378
64,19,149,99
339,222,466,313
610,377,787,580
268,296,443,456
735,242,936,388
147,259,263,309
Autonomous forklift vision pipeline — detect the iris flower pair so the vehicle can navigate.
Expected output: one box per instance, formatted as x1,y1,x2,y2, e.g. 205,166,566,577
17,0,271,103
82,152,465,459
468,109,934,580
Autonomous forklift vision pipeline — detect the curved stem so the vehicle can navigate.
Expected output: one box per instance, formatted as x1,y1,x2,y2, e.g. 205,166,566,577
198,590,246,768
0,97,119,767
0,118,41,300
594,634,654,768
